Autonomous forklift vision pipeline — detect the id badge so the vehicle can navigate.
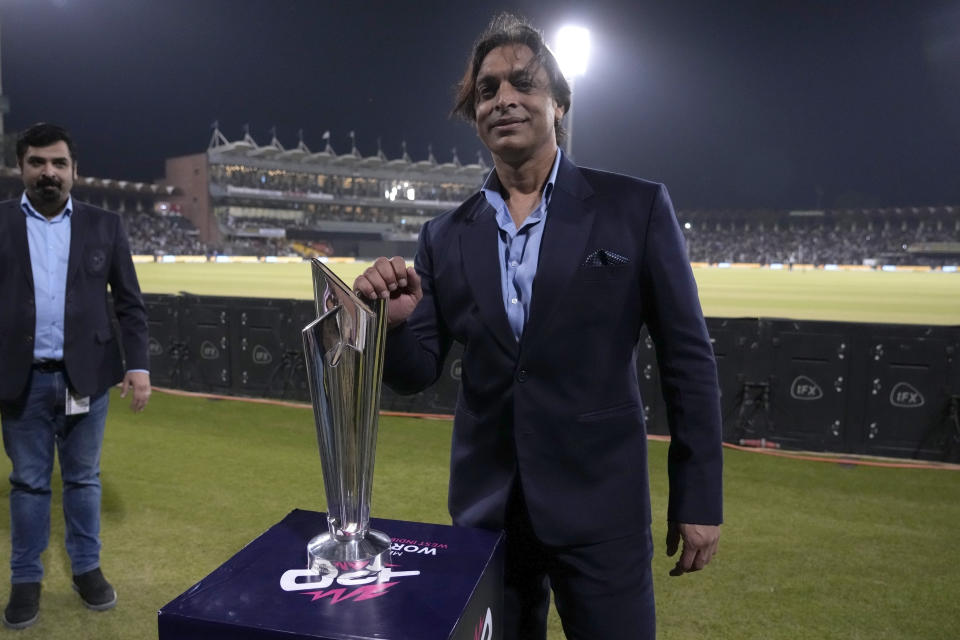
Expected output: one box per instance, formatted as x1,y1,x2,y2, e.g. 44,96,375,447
66,389,91,415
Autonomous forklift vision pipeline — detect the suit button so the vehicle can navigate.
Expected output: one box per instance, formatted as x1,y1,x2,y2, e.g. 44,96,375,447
24,335,33,344
516,369,528,383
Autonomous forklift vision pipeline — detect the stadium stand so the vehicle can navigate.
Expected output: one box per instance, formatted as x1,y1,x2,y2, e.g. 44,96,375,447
680,206,959,267
1,132,955,265
157,126,958,264
126,210,209,256
0,165,210,256
161,126,488,257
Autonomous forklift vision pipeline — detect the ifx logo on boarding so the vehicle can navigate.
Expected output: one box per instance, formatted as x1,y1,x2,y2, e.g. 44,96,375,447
198,340,274,364
791,376,925,409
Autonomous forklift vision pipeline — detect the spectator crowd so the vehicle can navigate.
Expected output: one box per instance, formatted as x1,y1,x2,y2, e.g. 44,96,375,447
124,203,959,267
126,211,208,255
682,212,958,266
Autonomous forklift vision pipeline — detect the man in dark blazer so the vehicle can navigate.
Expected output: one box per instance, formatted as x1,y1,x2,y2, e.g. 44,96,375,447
356,15,722,640
0,123,150,629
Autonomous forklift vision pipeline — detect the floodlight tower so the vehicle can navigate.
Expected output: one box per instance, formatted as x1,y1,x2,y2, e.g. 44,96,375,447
0,16,10,166
555,25,590,159
0,17,7,134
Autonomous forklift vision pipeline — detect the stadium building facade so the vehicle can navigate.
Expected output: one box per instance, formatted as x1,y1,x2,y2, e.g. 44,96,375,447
162,126,488,257
0,165,177,213
3,120,954,266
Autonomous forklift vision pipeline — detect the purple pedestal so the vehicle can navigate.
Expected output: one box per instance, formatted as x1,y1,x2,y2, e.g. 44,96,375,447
158,509,503,640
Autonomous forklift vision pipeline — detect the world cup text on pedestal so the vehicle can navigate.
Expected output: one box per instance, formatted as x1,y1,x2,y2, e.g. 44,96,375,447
301,259,390,574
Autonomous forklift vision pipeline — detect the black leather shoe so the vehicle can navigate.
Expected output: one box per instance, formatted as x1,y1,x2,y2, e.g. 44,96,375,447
72,568,117,611
2,582,41,629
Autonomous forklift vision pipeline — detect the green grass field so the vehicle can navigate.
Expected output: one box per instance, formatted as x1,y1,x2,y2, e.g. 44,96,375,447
1,262,956,638
133,261,960,325
1,391,957,639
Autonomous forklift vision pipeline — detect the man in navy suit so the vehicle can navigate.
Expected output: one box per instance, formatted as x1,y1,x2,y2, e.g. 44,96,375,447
0,123,150,629
355,14,722,639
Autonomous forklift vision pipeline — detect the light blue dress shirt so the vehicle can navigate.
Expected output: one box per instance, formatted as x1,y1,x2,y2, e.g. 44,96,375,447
22,193,149,376
22,193,72,361
481,149,562,341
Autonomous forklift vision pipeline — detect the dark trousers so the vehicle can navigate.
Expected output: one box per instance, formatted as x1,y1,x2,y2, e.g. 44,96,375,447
502,484,656,640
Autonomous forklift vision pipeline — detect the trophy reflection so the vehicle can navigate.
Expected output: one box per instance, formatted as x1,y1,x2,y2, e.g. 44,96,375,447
302,259,391,574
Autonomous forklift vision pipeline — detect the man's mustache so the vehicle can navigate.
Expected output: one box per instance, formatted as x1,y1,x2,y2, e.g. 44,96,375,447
36,178,61,189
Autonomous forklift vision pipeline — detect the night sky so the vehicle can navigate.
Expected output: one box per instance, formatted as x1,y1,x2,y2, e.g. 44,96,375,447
2,0,958,210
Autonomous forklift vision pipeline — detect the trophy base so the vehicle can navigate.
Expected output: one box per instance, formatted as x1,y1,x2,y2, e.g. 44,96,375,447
306,528,392,574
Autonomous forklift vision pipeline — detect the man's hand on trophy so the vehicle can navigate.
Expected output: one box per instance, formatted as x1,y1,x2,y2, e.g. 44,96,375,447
354,256,422,327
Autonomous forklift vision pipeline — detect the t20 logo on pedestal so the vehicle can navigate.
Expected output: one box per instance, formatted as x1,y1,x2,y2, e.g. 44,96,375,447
280,563,420,604
474,607,493,640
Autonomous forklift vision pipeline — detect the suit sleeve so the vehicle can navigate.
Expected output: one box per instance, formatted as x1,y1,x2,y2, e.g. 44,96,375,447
382,218,453,394
108,216,150,372
640,184,723,525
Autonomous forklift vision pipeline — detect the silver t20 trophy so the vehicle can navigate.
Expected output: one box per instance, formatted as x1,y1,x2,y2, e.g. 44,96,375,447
302,258,391,574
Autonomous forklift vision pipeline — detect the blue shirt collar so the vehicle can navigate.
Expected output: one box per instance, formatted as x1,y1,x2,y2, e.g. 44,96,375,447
21,192,74,221
481,148,563,229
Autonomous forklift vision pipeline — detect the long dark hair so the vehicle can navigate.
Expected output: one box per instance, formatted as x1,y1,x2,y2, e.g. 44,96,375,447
451,13,571,144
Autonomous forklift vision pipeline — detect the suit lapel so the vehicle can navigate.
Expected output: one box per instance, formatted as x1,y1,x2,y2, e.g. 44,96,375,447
523,157,595,348
66,201,87,286
6,201,35,293
459,197,519,357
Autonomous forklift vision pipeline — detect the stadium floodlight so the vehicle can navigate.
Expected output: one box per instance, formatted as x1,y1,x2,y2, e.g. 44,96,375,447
555,25,591,79
554,25,591,158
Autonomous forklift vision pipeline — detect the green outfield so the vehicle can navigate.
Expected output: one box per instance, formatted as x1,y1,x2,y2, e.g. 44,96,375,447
134,261,960,326
1,261,955,639
2,390,956,639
